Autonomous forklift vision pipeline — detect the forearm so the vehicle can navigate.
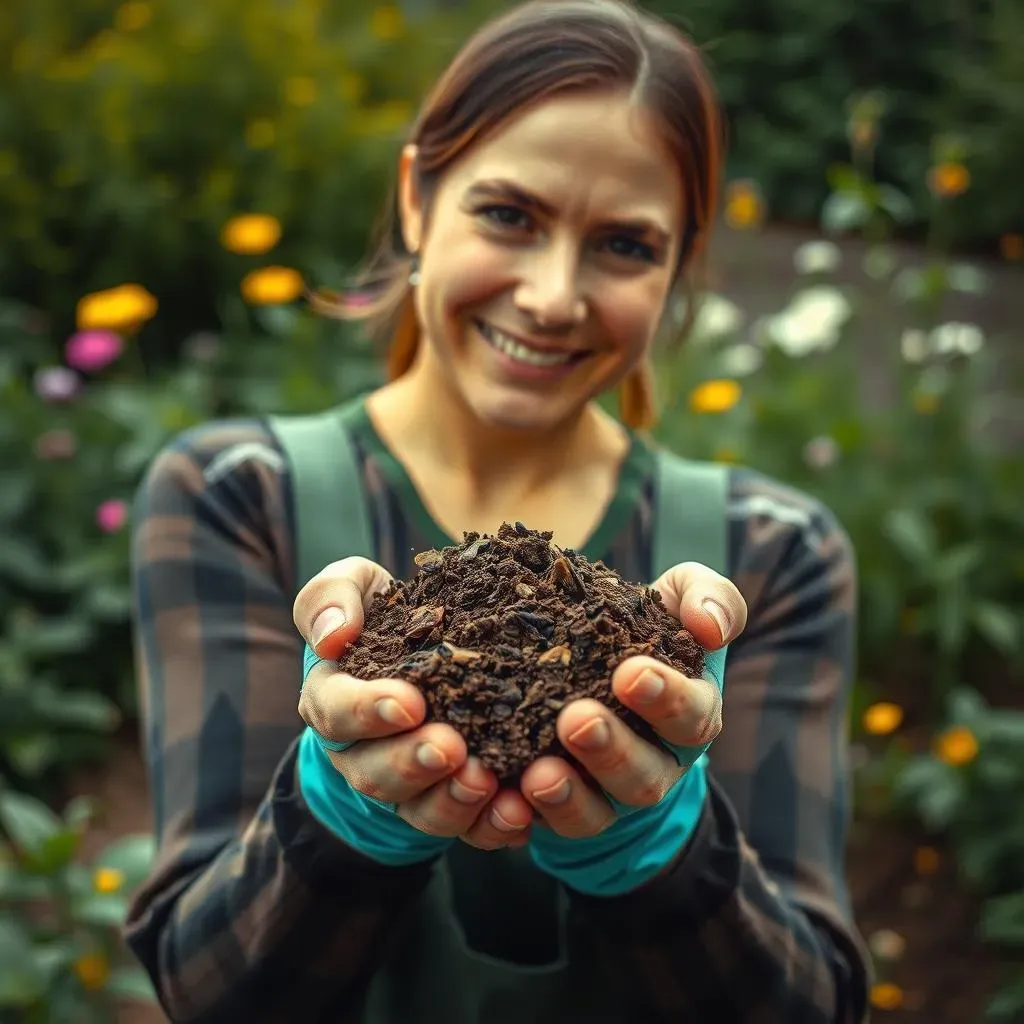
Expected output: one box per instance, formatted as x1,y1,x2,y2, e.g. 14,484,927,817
125,740,436,1023
568,779,870,1023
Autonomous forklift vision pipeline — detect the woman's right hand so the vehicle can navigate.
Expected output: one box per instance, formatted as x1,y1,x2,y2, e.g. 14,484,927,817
294,557,534,850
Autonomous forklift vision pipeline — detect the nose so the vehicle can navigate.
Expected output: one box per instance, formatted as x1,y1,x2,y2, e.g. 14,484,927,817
513,242,587,329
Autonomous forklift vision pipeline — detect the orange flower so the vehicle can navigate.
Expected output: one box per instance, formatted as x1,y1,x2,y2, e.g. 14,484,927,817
1000,234,1023,262
849,119,877,152
93,866,125,894
76,283,157,332
220,214,282,256
241,266,304,305
913,845,940,876
723,181,765,230
689,379,742,414
934,725,979,767
74,953,110,991
862,702,904,736
927,162,970,198
869,982,904,1011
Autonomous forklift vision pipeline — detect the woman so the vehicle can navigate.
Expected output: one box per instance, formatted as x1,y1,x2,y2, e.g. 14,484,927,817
126,1,870,1021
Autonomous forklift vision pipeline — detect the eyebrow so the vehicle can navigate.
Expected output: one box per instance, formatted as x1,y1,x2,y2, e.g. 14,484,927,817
464,178,672,248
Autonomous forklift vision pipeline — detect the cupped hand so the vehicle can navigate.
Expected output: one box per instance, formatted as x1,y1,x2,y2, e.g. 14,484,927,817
293,556,534,849
521,561,748,837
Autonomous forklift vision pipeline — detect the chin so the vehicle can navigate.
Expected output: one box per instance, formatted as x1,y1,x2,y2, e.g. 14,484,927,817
464,389,571,435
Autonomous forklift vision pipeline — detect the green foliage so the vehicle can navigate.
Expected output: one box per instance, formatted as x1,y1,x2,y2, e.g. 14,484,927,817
0,783,156,1021
644,0,1024,245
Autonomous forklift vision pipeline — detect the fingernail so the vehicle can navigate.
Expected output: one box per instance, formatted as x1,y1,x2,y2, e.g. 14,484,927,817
627,669,665,705
702,598,730,644
568,718,609,750
376,697,415,729
490,807,525,832
532,778,571,805
415,742,449,771
311,607,347,649
450,778,488,804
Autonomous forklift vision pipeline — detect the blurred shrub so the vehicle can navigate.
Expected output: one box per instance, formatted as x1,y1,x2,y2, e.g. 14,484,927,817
0,784,155,1020
0,0,500,354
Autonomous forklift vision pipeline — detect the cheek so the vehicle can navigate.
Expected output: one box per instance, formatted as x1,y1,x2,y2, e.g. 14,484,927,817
596,279,668,358
426,233,512,321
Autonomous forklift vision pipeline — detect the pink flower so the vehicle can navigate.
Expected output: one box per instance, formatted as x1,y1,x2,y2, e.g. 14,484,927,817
34,366,81,402
65,330,124,372
96,499,128,533
34,429,78,460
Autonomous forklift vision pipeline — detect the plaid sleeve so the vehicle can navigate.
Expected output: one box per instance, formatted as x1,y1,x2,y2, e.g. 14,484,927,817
568,470,871,1022
124,421,435,1023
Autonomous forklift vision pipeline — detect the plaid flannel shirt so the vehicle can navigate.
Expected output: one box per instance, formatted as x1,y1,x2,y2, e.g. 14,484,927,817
125,415,871,1023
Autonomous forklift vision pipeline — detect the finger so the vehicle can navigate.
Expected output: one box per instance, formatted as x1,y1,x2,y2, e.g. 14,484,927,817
298,663,426,744
520,757,616,839
556,698,681,809
397,757,499,838
612,656,723,751
651,561,747,650
461,788,535,851
293,556,394,660
330,721,468,805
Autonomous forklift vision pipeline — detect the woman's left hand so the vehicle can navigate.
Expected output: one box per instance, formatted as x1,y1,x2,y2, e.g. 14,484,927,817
520,561,748,837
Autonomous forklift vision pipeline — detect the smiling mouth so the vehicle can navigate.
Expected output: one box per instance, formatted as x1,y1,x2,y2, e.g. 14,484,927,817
475,319,588,369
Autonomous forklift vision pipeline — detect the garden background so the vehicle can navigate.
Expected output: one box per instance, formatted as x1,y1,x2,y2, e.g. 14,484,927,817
1,0,1022,1020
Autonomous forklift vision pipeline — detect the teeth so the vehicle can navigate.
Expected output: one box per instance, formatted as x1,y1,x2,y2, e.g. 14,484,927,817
478,322,576,367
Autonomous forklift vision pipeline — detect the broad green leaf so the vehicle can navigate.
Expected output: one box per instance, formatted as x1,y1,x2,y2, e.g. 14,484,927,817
0,917,45,1006
882,507,936,565
981,892,1024,947
973,603,1021,656
74,895,129,929
0,791,63,854
821,191,870,234
987,971,1024,1021
94,834,156,893
875,184,915,224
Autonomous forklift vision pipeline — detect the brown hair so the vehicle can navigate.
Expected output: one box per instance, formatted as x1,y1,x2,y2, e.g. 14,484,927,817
315,0,724,426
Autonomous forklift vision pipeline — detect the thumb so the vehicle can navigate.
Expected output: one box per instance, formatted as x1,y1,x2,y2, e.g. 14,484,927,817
293,556,394,661
651,561,747,651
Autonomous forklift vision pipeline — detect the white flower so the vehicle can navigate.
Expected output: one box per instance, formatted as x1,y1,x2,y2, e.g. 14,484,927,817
719,343,763,377
929,321,984,357
677,293,745,342
900,328,929,363
794,240,842,275
766,286,852,356
803,435,840,470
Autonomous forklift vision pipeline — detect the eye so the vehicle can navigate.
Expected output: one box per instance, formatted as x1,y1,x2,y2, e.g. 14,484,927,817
478,204,532,230
601,235,657,262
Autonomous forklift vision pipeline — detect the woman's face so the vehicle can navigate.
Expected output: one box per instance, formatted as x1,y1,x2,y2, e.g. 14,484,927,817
399,89,685,434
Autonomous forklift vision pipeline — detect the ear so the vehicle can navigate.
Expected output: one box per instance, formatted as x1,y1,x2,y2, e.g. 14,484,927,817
397,144,424,255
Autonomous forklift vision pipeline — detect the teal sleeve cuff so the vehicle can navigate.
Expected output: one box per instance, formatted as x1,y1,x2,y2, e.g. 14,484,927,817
297,728,453,866
529,757,708,896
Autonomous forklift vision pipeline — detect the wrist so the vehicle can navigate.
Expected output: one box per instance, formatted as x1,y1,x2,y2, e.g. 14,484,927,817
297,728,452,866
529,758,708,897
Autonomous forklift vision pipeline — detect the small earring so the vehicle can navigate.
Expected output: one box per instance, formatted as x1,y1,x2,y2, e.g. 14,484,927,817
409,255,421,288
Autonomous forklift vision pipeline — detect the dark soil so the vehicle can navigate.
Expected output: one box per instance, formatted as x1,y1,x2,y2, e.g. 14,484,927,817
339,521,704,785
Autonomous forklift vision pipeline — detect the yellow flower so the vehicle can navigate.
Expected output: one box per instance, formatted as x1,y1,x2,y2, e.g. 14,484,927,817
1000,234,1023,262
73,953,110,991
913,845,940,876
284,76,318,107
869,982,904,1011
93,866,125,894
114,1,152,32
934,725,979,767
76,283,158,332
862,702,904,736
220,214,282,256
241,266,304,305
689,379,742,414
927,161,970,198
370,5,404,40
913,392,939,415
723,180,765,230
245,119,276,150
